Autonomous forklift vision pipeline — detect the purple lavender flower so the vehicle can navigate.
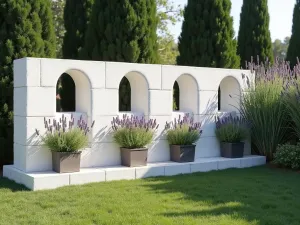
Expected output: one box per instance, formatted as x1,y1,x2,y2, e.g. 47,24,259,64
36,115,95,137
111,114,159,132
165,114,202,133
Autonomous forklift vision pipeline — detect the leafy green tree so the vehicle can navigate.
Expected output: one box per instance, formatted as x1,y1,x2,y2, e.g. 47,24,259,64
0,0,56,165
286,0,300,68
272,37,290,61
237,0,273,66
159,36,178,65
157,0,182,64
177,0,239,68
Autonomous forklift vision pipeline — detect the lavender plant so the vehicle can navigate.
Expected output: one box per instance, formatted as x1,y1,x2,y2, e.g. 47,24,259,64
36,114,95,152
215,115,250,143
240,57,294,160
165,114,202,145
111,114,159,149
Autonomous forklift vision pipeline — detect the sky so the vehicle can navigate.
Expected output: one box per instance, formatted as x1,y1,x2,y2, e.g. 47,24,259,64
170,0,295,42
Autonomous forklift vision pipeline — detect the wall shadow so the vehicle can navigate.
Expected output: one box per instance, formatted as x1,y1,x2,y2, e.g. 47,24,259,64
142,166,300,225
0,177,29,192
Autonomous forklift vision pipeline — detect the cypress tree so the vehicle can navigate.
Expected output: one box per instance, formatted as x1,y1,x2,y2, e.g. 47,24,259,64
59,0,94,112
62,0,94,59
0,0,56,165
81,0,158,111
286,0,300,68
80,0,158,63
237,0,273,66
177,0,239,68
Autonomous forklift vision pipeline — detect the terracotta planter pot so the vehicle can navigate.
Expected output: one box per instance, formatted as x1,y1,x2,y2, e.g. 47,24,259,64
170,145,195,163
52,151,81,173
121,148,148,167
220,142,244,158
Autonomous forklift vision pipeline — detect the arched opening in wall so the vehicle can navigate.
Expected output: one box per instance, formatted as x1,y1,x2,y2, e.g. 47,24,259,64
119,77,131,111
56,73,76,112
118,72,149,114
172,74,198,113
218,76,241,112
173,81,180,111
55,69,91,116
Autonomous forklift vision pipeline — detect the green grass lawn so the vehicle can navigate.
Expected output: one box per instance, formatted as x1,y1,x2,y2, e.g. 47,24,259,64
0,166,299,225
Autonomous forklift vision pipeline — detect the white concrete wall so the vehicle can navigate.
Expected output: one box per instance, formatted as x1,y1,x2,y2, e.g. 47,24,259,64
13,58,251,173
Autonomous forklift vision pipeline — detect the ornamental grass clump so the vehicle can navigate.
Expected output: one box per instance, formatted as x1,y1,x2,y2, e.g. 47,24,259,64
215,115,250,143
240,57,292,160
111,114,159,149
281,59,300,139
165,114,202,145
36,114,94,152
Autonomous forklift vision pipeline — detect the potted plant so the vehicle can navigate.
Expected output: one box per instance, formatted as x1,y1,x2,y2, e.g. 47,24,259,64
111,114,159,167
165,114,202,163
36,114,94,173
215,114,250,158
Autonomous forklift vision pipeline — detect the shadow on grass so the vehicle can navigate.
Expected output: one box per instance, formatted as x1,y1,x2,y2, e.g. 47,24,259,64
143,166,300,225
0,177,29,192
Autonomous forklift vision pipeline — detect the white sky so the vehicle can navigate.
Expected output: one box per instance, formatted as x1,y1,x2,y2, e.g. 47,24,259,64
170,0,295,42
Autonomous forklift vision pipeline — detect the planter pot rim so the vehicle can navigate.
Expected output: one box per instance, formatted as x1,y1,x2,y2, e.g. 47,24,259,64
221,142,244,144
169,144,196,147
121,147,148,151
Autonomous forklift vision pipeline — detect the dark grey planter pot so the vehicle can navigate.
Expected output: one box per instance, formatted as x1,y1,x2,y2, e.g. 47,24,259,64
170,145,195,163
121,148,148,167
52,151,81,173
220,142,244,158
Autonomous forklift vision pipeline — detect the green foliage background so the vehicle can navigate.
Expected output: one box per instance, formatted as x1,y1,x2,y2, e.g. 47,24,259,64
0,0,56,165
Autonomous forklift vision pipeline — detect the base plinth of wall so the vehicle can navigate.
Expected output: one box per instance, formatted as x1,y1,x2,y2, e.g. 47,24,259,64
3,155,266,191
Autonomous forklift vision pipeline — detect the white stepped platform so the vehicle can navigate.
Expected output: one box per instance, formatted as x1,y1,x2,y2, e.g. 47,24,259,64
3,155,266,191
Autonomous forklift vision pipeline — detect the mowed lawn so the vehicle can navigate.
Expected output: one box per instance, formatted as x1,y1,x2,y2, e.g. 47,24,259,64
0,166,299,225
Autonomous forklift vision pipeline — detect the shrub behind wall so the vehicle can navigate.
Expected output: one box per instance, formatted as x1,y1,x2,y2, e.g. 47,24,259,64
0,0,56,166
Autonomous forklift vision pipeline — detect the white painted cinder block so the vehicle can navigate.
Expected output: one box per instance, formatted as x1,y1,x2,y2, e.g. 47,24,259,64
190,160,218,173
195,137,220,158
90,142,121,167
146,115,171,141
149,90,172,116
91,115,116,143
69,168,106,185
105,166,136,181
218,158,241,170
92,89,119,116
199,90,218,115
105,62,162,90
14,143,52,173
240,157,254,168
14,58,41,87
161,65,201,90
147,139,170,163
135,166,165,179
252,156,267,166
32,172,70,191
40,58,106,89
14,116,53,146
195,114,216,138
14,87,56,117
164,163,191,176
